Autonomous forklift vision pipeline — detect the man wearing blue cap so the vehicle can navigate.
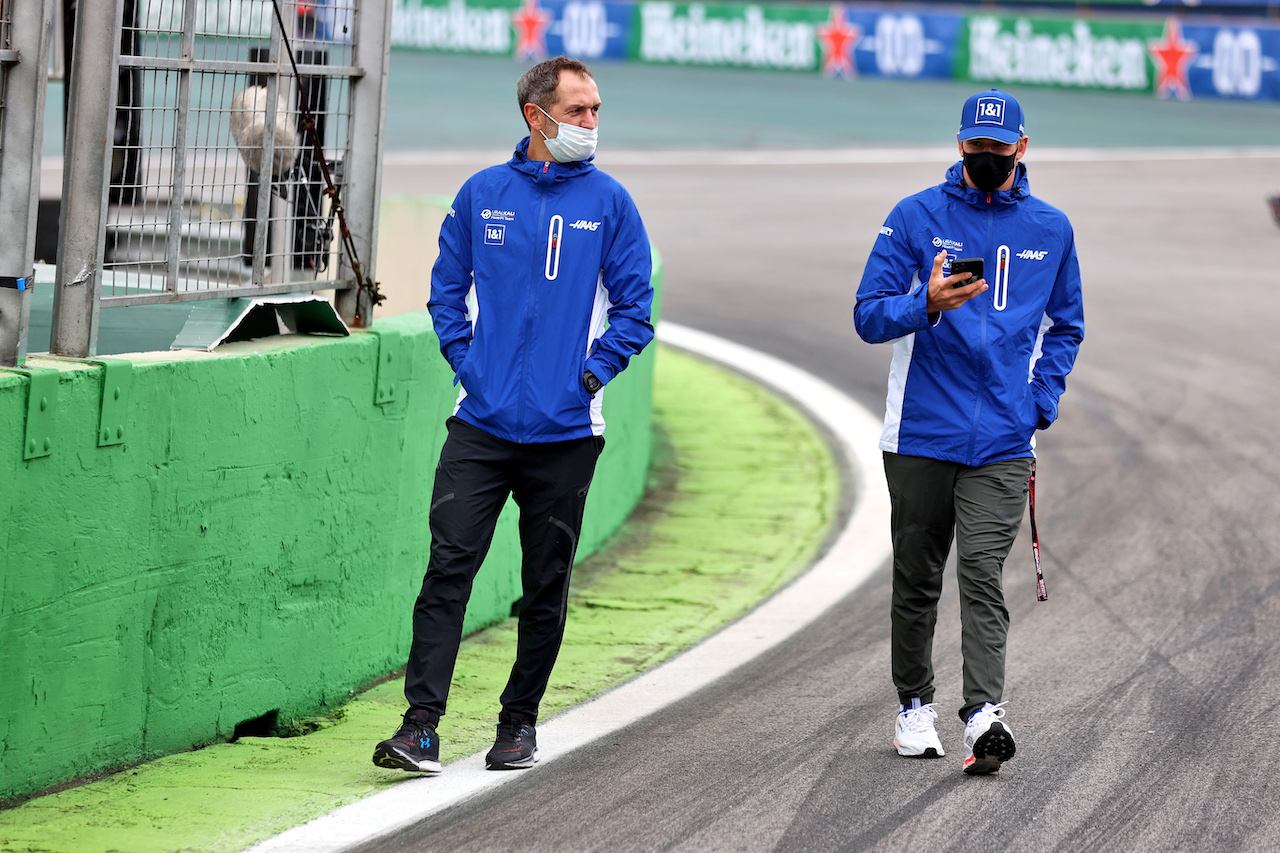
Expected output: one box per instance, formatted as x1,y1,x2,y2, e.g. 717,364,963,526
854,89,1084,774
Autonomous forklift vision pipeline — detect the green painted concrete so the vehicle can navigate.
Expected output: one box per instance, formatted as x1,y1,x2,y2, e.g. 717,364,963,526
0,279,658,801
0,345,838,853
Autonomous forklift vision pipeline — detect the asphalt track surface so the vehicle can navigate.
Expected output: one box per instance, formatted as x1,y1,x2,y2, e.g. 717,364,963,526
362,54,1280,852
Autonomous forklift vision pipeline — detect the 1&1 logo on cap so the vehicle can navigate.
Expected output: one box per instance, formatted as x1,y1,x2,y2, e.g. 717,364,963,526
975,96,1005,125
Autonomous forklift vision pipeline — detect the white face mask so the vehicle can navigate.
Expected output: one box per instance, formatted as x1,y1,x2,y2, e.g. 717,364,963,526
535,105,597,163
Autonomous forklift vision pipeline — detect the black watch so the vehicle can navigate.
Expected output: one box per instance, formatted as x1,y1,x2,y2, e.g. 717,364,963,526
583,370,603,396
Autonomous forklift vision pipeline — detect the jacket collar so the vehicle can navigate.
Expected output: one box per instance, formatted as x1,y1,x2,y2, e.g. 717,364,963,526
508,136,597,182
941,160,1029,209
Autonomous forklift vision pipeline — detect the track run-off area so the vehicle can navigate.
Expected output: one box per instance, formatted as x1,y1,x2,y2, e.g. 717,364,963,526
356,51,1280,852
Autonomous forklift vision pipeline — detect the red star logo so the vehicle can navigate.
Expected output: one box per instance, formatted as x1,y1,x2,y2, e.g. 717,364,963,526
512,0,552,61
816,5,862,79
1148,17,1198,100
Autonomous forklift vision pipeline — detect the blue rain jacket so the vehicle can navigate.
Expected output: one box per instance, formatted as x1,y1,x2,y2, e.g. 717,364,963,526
429,138,655,444
854,161,1084,467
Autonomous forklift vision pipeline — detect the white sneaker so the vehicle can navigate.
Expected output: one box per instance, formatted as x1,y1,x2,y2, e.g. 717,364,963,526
962,702,1016,775
894,699,945,758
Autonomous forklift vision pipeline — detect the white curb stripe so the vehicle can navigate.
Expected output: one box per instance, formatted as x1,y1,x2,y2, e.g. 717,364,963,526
383,146,1280,169
245,322,892,853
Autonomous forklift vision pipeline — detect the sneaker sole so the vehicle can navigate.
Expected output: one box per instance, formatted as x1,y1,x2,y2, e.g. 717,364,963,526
485,748,540,771
372,743,442,775
894,740,944,759
963,722,1015,775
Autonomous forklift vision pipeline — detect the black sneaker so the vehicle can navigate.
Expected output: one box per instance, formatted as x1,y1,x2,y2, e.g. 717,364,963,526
485,714,539,770
372,711,442,774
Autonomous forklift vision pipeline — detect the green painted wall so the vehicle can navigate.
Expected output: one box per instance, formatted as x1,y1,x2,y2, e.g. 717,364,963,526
0,263,660,800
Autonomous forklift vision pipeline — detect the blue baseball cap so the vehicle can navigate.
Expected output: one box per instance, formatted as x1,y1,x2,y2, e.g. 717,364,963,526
958,89,1025,144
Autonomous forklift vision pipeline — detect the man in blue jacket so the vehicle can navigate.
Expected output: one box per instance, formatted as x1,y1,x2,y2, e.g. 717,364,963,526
854,89,1083,775
373,56,655,775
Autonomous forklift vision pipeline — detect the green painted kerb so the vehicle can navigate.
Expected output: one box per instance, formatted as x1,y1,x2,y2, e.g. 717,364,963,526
0,257,661,801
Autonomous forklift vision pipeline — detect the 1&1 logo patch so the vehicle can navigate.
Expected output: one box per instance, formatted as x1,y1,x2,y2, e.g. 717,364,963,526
484,224,506,245
975,97,1004,125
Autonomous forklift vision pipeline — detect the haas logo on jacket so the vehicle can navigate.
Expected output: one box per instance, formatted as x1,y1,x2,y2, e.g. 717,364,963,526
1016,249,1047,260
569,219,601,231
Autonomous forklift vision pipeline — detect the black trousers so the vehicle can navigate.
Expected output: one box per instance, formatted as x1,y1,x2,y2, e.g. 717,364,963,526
883,452,1030,723
404,417,604,724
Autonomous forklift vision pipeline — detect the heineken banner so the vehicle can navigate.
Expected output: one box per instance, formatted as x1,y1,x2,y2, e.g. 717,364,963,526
961,16,1158,92
390,0,964,78
960,14,1280,100
633,3,961,77
634,3,825,71
139,0,351,40
392,0,634,59
390,0,1280,101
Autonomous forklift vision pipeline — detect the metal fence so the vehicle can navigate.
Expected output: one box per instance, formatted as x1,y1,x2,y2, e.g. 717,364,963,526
39,0,391,358
104,1,356,301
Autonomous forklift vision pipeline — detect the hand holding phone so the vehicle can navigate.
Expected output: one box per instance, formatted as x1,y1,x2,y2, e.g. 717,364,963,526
949,257,984,289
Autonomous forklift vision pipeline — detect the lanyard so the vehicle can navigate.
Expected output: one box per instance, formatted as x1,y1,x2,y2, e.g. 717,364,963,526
1030,459,1047,602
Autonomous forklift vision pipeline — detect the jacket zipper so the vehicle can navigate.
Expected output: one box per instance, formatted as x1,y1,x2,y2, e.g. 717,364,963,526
519,174,549,441
966,203,994,463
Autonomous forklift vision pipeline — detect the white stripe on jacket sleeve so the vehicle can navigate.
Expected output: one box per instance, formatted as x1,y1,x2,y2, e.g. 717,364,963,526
879,270,924,453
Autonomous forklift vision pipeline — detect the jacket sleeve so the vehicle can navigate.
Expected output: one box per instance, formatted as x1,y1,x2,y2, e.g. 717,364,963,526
853,204,933,344
427,182,475,376
585,188,655,385
1030,224,1085,428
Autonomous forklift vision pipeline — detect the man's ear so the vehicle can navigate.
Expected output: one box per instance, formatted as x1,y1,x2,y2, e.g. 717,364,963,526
524,102,545,134
1016,136,1029,161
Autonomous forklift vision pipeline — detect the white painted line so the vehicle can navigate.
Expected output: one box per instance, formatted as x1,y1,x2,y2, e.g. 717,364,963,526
244,322,892,853
382,146,1280,169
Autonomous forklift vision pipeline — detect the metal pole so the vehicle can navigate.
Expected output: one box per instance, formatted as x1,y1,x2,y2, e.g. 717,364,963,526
334,0,392,328
0,0,54,366
164,0,198,294
50,0,124,357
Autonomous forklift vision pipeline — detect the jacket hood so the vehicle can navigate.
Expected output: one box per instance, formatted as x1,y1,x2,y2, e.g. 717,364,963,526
941,159,1029,209
509,136,598,181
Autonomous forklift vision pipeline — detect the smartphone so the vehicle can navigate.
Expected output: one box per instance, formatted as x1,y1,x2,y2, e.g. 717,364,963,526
949,257,983,288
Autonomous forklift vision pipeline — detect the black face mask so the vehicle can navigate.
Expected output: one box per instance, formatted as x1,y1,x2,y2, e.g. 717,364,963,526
963,150,1018,192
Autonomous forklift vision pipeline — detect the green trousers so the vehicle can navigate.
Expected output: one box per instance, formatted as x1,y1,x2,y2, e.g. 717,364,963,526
883,452,1031,723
